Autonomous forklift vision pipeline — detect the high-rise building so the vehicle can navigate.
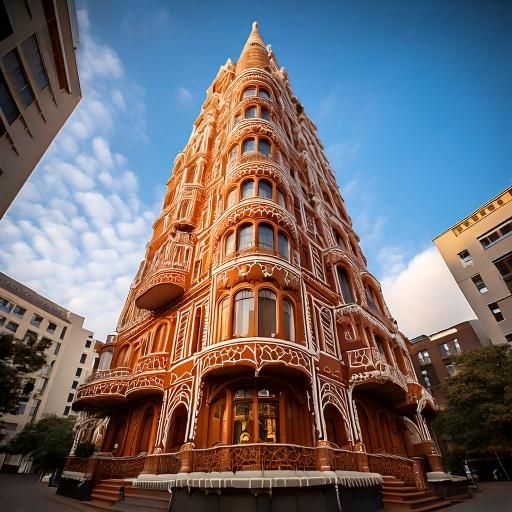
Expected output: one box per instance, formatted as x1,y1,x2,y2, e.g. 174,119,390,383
68,23,448,510
0,272,96,472
408,320,488,407
0,0,81,218
434,186,512,345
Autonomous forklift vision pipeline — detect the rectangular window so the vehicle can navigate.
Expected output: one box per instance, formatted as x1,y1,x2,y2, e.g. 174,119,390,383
67,393,74,402
0,297,13,313
506,334,512,343
0,315,5,326
85,339,92,348
13,305,26,317
53,342,61,355
0,1,14,41
60,326,67,339
489,302,504,322
80,353,87,364
63,406,70,416
17,402,27,415
5,321,18,333
445,362,456,375
23,330,37,343
421,369,431,388
75,368,82,377
471,274,488,294
22,34,49,90
438,343,451,358
0,69,20,123
30,313,43,327
417,349,431,365
47,322,57,334
3,48,35,108
453,339,461,353
29,399,40,417
494,252,512,293
479,218,512,249
71,380,78,389
458,249,472,265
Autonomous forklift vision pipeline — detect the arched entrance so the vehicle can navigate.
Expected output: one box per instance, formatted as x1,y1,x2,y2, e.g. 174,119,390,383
323,404,349,448
166,404,188,452
135,406,155,454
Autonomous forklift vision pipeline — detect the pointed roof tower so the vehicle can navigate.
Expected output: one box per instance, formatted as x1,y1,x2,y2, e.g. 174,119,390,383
237,21,271,74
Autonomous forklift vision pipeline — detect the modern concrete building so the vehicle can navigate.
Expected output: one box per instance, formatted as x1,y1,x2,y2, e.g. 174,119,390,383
0,272,97,472
434,187,512,345
0,0,81,218
408,320,489,407
64,22,450,512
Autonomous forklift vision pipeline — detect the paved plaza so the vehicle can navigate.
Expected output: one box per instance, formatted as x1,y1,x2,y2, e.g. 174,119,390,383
1,473,512,511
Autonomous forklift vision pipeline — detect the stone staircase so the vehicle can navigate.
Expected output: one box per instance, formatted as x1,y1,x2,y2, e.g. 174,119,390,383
382,476,452,511
87,479,169,512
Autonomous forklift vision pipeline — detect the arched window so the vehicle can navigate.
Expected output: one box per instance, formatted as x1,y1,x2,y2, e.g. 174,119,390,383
365,284,379,312
283,299,295,341
258,138,271,156
229,146,238,164
261,107,270,121
233,289,254,337
226,188,236,208
242,87,256,99
337,267,355,303
258,223,274,251
242,138,256,154
333,229,345,248
277,231,290,260
244,106,257,119
225,231,235,256
237,223,254,251
98,350,113,370
218,297,230,341
258,88,270,100
117,345,130,367
258,289,277,337
277,189,286,208
258,179,273,200
241,179,254,199
153,324,167,352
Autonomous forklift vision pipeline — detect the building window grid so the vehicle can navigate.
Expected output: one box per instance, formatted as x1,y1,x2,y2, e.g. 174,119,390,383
479,219,512,249
471,274,488,294
488,302,504,322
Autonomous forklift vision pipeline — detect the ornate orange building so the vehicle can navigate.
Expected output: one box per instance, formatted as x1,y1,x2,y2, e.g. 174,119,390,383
68,22,448,511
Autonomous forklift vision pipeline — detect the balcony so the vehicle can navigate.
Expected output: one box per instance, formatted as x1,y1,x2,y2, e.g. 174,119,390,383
135,234,194,310
346,347,408,392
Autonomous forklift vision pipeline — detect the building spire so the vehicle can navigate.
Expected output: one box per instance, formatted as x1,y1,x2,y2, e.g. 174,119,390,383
237,21,270,74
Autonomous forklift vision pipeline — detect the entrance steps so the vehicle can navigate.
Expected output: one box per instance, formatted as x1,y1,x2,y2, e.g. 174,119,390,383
382,476,452,511
89,479,169,512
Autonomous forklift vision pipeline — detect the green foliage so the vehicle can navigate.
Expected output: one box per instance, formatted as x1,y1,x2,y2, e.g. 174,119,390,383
5,415,75,472
0,332,52,415
75,440,95,458
433,345,512,453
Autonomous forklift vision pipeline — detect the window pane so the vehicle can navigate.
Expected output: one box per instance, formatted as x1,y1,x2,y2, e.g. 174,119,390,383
258,402,277,442
3,49,34,108
260,107,270,120
277,190,285,208
258,180,272,200
233,402,253,443
278,232,290,260
238,224,254,251
337,267,354,303
283,299,295,341
218,297,230,341
0,69,20,124
242,87,256,99
225,232,235,256
258,223,274,251
244,106,257,119
258,289,276,337
258,139,271,156
241,180,254,199
226,188,236,208
229,146,238,163
23,35,49,90
234,289,254,337
258,88,270,100
242,138,256,154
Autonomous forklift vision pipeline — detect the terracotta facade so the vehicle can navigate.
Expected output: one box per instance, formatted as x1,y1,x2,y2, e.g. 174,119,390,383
72,22,440,480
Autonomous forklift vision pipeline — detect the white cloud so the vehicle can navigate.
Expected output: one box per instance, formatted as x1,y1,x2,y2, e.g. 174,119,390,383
380,246,476,339
176,86,193,105
0,8,156,340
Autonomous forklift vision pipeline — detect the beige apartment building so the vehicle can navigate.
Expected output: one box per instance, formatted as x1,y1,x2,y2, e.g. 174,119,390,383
0,272,97,472
434,186,512,345
0,0,81,218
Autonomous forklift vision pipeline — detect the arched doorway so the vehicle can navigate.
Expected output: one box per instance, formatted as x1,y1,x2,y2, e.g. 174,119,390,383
355,401,374,453
166,404,188,452
135,406,155,454
324,404,349,447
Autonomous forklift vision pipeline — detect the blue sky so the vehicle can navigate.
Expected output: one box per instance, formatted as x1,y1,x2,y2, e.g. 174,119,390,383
1,1,510,339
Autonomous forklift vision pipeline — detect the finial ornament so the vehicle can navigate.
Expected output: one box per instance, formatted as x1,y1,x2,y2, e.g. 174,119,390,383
252,21,259,30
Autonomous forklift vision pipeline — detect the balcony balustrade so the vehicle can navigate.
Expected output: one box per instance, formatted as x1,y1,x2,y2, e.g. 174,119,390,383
346,347,408,392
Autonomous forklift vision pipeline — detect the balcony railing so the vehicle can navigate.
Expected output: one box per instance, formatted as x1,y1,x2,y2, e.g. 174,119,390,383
85,367,131,384
367,453,427,489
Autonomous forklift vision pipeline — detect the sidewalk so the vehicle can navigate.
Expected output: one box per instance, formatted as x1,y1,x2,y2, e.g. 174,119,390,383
449,481,512,512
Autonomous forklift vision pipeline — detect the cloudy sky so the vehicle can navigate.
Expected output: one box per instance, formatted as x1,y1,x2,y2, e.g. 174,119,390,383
1,1,510,340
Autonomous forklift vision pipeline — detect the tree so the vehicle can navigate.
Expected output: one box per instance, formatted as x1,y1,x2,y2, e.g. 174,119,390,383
433,345,512,453
4,415,75,472
0,332,52,416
